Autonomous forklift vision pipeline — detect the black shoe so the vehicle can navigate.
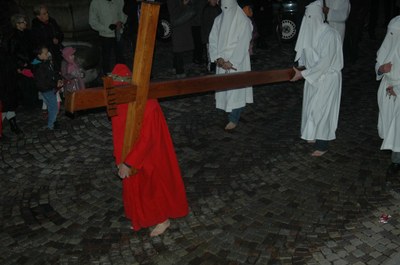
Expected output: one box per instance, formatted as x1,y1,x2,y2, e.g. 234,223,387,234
386,163,400,177
8,117,23,134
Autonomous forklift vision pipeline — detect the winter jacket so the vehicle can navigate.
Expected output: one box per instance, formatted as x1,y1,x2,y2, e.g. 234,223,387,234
32,58,61,92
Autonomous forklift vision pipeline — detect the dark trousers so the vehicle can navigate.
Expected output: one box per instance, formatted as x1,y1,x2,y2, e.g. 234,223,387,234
191,26,203,64
101,36,125,75
173,52,185,75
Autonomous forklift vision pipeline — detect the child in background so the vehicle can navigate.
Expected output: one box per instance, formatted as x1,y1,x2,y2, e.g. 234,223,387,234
32,46,63,130
61,47,85,92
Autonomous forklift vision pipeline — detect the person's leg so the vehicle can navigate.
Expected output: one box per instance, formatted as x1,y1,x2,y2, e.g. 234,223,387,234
101,37,113,75
228,107,244,124
115,38,125,65
41,91,58,129
226,107,244,130
5,111,22,134
312,140,329,156
173,52,185,78
191,26,203,64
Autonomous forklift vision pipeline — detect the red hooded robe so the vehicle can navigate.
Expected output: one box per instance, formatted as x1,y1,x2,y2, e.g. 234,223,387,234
110,64,189,231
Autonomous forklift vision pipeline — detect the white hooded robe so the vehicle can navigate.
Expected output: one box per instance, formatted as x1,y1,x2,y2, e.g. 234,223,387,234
209,0,253,112
376,16,400,152
295,1,343,141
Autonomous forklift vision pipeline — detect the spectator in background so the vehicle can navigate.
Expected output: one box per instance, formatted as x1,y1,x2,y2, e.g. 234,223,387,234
31,4,64,71
191,0,208,65
251,0,272,49
61,47,85,92
343,0,370,64
375,16,400,178
290,1,343,157
238,0,258,55
201,0,221,73
209,0,253,130
318,0,350,43
123,0,139,64
167,0,194,78
32,45,63,130
8,14,37,109
89,0,127,75
0,35,23,136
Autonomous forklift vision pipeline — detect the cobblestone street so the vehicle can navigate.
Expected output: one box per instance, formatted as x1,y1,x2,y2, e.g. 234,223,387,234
2,27,400,265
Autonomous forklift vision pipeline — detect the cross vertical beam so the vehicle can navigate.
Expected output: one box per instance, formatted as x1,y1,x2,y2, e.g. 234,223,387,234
121,2,161,162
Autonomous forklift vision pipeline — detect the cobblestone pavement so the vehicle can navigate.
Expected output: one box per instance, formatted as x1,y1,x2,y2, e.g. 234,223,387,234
2,28,400,265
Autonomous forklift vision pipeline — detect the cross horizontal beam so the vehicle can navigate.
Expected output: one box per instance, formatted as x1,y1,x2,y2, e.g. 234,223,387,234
65,68,294,114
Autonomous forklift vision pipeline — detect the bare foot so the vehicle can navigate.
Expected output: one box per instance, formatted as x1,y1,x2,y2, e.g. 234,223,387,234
311,150,328,157
307,140,316,144
225,122,237,130
150,219,170,237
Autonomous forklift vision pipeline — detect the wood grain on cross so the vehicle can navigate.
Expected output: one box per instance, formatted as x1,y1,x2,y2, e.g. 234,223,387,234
64,1,295,167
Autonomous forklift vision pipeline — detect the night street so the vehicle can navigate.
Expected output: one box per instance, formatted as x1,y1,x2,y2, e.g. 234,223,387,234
1,25,400,265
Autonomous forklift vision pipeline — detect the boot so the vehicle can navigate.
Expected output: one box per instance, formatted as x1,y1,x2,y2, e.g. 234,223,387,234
8,117,22,135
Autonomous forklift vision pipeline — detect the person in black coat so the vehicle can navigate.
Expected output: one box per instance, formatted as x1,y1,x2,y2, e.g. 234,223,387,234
201,0,221,72
0,37,22,136
8,14,38,109
31,4,64,71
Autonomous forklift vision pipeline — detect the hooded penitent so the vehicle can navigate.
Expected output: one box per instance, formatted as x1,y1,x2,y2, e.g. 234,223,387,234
376,16,400,151
209,0,253,112
295,1,326,62
377,16,400,87
110,64,189,231
293,1,343,142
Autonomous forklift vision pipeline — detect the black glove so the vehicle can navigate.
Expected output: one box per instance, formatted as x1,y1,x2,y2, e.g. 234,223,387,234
109,24,116,30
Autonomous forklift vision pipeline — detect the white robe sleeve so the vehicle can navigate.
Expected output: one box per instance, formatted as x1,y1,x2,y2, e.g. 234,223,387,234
301,31,340,85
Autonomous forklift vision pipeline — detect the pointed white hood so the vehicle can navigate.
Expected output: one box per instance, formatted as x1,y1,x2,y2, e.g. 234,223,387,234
294,1,326,62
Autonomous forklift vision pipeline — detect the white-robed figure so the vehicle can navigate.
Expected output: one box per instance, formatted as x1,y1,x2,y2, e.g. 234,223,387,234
209,0,253,130
376,16,400,177
290,1,343,157
317,0,350,43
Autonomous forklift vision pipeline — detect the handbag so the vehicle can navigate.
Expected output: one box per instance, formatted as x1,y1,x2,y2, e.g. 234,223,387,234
172,5,196,27
64,78,80,92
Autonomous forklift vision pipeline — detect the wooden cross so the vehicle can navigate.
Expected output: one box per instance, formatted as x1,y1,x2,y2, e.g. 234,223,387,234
65,1,294,165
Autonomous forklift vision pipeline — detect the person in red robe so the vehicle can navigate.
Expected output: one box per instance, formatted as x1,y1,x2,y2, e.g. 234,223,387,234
110,64,189,237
